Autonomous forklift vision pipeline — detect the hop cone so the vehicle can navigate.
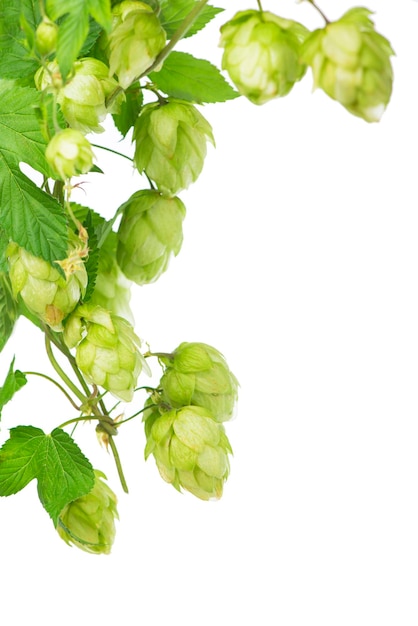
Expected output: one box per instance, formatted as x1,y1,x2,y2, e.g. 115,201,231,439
35,58,123,133
7,237,87,331
159,342,239,422
64,303,150,402
144,404,232,501
108,0,166,89
300,8,394,122
133,99,214,195
57,470,118,555
116,190,186,285
46,129,94,180
219,10,309,105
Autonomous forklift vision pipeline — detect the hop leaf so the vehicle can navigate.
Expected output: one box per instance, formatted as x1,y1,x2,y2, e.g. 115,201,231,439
116,190,186,285
133,99,214,195
219,10,309,105
300,8,394,122
144,405,233,501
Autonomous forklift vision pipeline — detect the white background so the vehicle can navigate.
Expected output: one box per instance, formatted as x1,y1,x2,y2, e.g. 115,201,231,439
1,1,418,624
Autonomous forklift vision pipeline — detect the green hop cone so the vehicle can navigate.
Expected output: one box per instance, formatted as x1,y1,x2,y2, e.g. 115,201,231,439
144,404,232,501
7,236,88,331
159,342,239,422
133,99,214,195
35,16,58,56
57,470,118,554
35,58,124,133
219,10,309,105
116,189,186,285
108,0,166,89
46,129,94,180
64,302,150,402
300,7,394,122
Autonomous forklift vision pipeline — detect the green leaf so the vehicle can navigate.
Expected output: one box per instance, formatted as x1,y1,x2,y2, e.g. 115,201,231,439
46,0,112,79
149,52,239,104
112,87,144,138
0,426,95,525
0,1,41,82
159,0,223,39
0,274,19,353
0,358,26,419
0,81,67,263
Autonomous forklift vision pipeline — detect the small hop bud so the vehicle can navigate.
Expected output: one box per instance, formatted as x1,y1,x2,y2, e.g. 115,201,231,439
108,0,167,89
64,302,150,402
300,8,394,122
133,99,214,195
57,470,118,555
159,342,239,422
7,235,88,331
46,129,94,180
116,190,186,285
35,58,124,133
35,17,58,56
144,405,233,501
219,10,309,105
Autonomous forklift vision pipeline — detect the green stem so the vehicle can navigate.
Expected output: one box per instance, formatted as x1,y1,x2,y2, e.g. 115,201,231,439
58,414,115,430
118,404,157,427
45,336,87,403
24,371,81,410
106,0,210,109
45,328,93,398
256,0,264,11
306,0,330,23
90,143,134,162
108,436,129,493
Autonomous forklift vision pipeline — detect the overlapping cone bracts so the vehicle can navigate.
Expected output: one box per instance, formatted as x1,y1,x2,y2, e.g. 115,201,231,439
35,58,124,133
57,470,118,555
159,342,239,422
300,8,394,122
108,0,167,89
7,237,87,331
116,189,186,285
219,10,309,105
35,16,58,56
144,404,232,501
46,128,94,180
63,303,150,402
133,99,214,196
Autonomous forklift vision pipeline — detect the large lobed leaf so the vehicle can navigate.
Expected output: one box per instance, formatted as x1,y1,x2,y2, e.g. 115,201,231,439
159,0,223,39
0,81,67,263
0,426,95,525
46,0,112,79
149,52,239,104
